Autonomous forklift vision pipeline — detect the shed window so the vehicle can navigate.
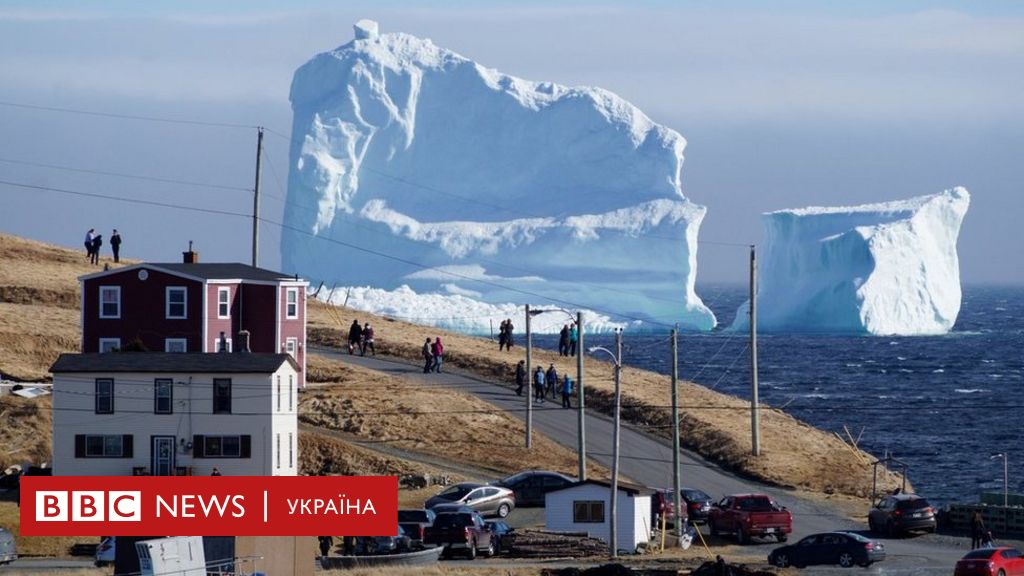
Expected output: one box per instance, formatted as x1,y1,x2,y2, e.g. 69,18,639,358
154,379,173,414
95,378,114,414
213,378,232,414
573,500,605,523
166,287,187,319
99,286,121,318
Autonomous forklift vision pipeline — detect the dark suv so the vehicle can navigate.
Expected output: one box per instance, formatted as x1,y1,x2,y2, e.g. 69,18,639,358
868,494,936,536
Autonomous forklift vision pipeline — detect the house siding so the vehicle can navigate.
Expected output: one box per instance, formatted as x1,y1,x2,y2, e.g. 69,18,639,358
545,484,651,551
82,268,202,353
278,285,305,387
206,284,239,351
52,365,299,477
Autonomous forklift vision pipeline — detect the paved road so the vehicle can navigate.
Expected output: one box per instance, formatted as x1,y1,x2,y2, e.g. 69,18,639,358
0,558,95,571
314,347,977,575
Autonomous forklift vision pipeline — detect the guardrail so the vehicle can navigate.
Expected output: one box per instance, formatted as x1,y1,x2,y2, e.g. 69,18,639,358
948,503,1024,537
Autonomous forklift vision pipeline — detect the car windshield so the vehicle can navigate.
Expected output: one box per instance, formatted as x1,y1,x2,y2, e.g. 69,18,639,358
736,497,773,511
962,549,998,560
436,485,474,501
897,498,931,510
683,489,710,501
433,513,473,528
398,510,428,522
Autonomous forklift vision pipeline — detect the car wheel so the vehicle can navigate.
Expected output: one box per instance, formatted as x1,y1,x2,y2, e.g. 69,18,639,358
777,533,788,543
773,553,790,568
737,526,749,545
466,540,477,560
485,540,495,557
997,570,1006,576
838,552,855,567
497,503,511,518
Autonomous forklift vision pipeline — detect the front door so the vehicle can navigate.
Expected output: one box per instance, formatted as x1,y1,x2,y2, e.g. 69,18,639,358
151,436,175,476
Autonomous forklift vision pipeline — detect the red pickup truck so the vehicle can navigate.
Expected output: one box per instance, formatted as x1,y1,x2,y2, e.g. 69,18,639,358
707,494,792,544
423,511,494,559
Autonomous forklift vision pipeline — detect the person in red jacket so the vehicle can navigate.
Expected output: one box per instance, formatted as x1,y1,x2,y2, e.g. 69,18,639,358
431,337,444,372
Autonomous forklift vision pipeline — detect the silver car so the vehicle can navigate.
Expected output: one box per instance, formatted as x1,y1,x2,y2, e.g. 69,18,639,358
0,527,16,565
425,482,515,518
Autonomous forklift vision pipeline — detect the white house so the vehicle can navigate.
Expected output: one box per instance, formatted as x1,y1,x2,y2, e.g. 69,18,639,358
50,352,299,477
545,480,652,553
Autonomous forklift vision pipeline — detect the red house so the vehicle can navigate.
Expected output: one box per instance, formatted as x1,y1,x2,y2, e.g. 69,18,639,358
79,252,308,386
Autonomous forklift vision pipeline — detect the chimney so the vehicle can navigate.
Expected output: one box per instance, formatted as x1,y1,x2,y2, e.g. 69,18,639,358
218,331,227,353
183,241,199,264
237,330,251,353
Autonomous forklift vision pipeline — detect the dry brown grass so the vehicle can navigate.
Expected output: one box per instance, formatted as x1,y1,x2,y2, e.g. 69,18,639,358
0,500,93,558
327,568,542,576
0,570,109,576
301,355,609,479
308,300,905,498
0,395,52,470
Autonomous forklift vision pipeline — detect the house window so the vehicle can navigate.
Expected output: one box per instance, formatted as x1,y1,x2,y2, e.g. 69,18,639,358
99,286,121,318
154,379,173,414
218,287,230,318
573,500,606,523
215,337,232,353
286,288,298,319
213,379,232,414
164,338,187,353
288,375,294,411
166,287,187,319
288,432,293,468
285,337,297,359
98,338,121,353
276,376,282,412
95,378,114,414
76,434,132,458
276,433,281,469
193,435,250,458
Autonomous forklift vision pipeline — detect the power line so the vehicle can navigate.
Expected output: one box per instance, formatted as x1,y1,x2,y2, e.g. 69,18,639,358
0,156,252,193
0,100,257,130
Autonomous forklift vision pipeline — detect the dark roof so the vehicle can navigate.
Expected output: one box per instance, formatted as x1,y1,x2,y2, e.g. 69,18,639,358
50,353,298,374
554,479,650,496
148,263,301,282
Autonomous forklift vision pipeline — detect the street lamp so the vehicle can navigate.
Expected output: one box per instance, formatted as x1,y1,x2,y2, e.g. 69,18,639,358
991,453,1008,507
589,329,622,559
526,307,587,480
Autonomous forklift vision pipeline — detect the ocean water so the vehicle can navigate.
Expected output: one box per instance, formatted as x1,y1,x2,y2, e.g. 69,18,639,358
533,285,1024,506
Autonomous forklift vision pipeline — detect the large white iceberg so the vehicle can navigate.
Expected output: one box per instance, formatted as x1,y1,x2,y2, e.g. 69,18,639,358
731,188,970,335
281,21,716,331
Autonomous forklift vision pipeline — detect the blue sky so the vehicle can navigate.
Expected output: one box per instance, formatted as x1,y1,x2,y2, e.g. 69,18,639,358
0,1,1021,284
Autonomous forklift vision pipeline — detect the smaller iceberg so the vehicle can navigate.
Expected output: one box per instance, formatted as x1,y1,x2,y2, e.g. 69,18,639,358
731,187,970,335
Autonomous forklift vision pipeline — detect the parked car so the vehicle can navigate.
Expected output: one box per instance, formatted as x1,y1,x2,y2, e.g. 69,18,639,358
867,494,936,536
768,531,885,568
492,471,574,507
485,520,517,555
95,536,115,567
681,488,715,524
954,547,1024,576
425,482,516,518
398,508,436,549
0,527,16,565
651,489,688,527
423,511,494,559
372,525,412,554
708,494,792,544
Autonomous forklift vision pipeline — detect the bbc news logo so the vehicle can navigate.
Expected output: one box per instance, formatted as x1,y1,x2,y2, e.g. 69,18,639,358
36,491,141,522
21,476,396,536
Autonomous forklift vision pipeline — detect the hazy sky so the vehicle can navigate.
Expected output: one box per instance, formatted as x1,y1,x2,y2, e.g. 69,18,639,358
1,1,1021,286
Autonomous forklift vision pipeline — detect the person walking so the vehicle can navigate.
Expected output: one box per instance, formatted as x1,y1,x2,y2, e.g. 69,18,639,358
110,229,122,263
318,535,333,557
347,320,363,355
569,323,578,357
422,338,433,373
431,337,444,372
533,366,545,403
546,364,559,399
505,318,515,349
361,322,375,356
971,511,985,549
558,325,570,356
90,234,103,265
561,373,573,409
84,229,95,259
514,360,526,396
498,319,508,351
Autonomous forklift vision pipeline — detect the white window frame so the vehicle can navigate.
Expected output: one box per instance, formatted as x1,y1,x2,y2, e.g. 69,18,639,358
288,375,294,412
285,288,298,319
98,338,121,353
276,375,282,412
164,338,187,353
166,286,187,319
215,337,232,353
285,337,297,359
288,432,293,468
217,287,231,319
276,433,281,469
99,286,121,319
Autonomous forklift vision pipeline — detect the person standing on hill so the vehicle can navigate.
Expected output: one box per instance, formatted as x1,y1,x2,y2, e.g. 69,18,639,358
422,338,433,373
498,319,508,351
546,364,559,399
504,319,515,349
569,323,578,357
533,366,545,403
347,320,363,354
561,374,573,409
90,234,103,265
514,360,526,396
971,511,985,549
361,322,375,356
431,337,444,372
558,325,570,356
84,229,95,259
109,229,122,263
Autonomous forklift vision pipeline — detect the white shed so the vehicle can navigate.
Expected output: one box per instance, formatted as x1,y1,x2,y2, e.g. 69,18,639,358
544,480,652,553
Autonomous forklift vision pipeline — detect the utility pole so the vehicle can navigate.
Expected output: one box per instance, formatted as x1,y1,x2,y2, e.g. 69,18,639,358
252,126,264,268
609,328,622,559
671,327,682,540
525,304,533,449
750,245,761,456
577,311,586,481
